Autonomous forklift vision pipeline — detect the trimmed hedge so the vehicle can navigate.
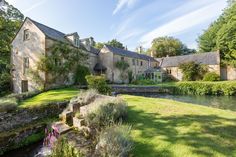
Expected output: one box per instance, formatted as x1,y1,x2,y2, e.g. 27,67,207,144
203,72,220,81
175,81,236,96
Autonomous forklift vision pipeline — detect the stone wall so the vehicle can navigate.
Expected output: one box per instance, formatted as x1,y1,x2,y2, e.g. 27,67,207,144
112,85,175,94
0,101,68,154
11,18,46,93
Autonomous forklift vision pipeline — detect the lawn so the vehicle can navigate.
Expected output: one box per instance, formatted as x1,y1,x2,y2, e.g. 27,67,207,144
122,95,236,157
19,87,80,108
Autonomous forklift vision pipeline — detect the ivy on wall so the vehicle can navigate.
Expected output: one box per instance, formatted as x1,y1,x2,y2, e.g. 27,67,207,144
115,60,130,83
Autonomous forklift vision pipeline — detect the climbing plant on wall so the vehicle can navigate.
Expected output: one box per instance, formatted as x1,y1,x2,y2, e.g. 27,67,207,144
115,60,130,83
31,42,88,90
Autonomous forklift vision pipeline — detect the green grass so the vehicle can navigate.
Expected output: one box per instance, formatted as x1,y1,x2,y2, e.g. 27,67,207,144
122,95,236,157
19,87,79,107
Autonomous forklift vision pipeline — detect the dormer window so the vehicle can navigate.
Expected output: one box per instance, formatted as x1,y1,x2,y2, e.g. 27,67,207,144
23,29,30,41
74,37,80,47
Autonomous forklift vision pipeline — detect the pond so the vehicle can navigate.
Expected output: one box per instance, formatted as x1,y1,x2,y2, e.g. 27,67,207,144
129,93,236,112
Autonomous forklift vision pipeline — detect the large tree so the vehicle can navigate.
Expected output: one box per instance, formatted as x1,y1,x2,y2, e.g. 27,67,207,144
0,0,24,95
95,39,125,50
150,36,193,58
198,2,236,67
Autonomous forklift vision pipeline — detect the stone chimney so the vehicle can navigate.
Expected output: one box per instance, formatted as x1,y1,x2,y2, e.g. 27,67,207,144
138,46,143,54
89,37,95,46
150,50,155,57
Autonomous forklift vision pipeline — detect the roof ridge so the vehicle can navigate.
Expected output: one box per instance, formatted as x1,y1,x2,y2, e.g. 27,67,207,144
27,17,66,35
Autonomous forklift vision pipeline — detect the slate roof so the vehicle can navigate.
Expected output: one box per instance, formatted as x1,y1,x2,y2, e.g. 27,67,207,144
104,45,156,62
156,52,220,67
28,17,99,55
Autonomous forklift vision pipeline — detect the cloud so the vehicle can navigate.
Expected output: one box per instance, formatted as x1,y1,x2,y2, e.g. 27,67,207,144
113,0,137,15
140,0,226,47
23,0,47,13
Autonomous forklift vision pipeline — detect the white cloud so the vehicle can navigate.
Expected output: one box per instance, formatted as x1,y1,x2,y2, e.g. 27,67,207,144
113,0,137,15
23,0,47,13
140,0,226,47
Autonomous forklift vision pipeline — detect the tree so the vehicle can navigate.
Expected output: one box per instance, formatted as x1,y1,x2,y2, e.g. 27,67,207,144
0,0,24,95
115,60,129,83
179,62,208,81
95,42,104,50
107,39,125,49
150,36,192,58
198,2,236,67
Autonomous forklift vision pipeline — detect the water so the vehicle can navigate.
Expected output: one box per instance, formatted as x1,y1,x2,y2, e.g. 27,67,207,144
130,93,236,111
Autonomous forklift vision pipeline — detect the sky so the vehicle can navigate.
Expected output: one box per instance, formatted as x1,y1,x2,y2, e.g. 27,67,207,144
6,0,227,51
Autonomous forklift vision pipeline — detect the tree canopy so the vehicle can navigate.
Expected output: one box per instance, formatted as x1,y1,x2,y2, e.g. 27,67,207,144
198,2,236,67
149,36,194,58
95,39,125,50
0,0,24,95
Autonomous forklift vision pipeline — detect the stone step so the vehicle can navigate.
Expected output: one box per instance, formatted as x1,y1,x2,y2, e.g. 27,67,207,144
73,117,85,129
52,121,72,135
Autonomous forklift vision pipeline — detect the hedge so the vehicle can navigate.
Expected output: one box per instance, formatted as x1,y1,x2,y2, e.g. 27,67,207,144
175,81,236,96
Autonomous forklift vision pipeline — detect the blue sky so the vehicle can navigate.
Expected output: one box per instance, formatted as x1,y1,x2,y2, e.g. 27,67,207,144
7,0,227,51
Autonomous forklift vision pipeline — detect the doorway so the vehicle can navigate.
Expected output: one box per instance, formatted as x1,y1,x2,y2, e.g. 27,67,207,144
21,80,28,93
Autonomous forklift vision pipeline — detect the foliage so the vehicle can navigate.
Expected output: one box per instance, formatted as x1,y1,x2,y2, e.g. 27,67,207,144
127,70,133,83
175,81,236,96
96,124,133,157
85,97,127,127
179,61,208,81
34,42,88,89
107,39,125,49
50,137,82,157
150,36,194,58
95,42,104,50
123,94,236,157
85,75,111,95
115,60,130,83
198,2,236,67
74,89,98,106
74,65,90,85
0,97,18,112
0,1,24,95
132,78,156,85
203,72,220,81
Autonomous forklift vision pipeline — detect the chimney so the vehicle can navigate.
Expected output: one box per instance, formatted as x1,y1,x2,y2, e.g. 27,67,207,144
89,37,95,46
138,46,143,54
125,46,128,50
151,50,154,57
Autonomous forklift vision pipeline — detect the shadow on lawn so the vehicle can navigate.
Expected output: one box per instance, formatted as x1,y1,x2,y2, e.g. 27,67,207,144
127,106,236,157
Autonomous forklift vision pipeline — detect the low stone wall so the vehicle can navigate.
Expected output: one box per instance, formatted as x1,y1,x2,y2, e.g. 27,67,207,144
0,101,68,154
112,85,175,94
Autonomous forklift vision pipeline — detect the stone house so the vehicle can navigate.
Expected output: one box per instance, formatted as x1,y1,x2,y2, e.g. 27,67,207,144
100,45,158,83
11,17,99,93
11,17,159,93
156,52,236,80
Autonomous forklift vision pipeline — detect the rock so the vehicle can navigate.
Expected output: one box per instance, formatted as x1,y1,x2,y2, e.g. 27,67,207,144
73,117,85,129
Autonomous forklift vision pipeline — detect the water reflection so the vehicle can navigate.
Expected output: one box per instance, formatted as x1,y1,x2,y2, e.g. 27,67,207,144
130,93,236,111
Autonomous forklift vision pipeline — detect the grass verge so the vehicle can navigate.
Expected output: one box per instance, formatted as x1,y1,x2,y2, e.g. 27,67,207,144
122,95,236,157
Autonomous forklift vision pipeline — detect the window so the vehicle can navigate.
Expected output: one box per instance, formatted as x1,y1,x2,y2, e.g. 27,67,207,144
140,61,143,66
23,29,30,41
132,59,135,65
121,56,124,61
23,57,29,75
74,38,80,47
167,69,172,74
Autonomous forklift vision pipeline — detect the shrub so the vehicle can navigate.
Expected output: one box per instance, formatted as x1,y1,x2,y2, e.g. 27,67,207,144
179,61,208,81
132,79,156,85
96,124,133,157
50,137,82,157
85,75,111,95
72,89,99,106
175,81,236,96
0,97,18,112
203,72,220,81
0,72,11,96
85,97,127,127
74,65,90,85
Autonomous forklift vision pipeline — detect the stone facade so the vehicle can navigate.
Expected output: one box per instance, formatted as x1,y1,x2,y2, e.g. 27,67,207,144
100,45,158,83
11,17,159,93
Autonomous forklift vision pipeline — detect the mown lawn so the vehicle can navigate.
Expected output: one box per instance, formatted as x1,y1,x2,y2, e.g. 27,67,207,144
19,87,79,108
122,95,236,157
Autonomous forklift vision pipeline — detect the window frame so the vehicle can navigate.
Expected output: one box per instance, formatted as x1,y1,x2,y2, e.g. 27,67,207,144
23,29,30,41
